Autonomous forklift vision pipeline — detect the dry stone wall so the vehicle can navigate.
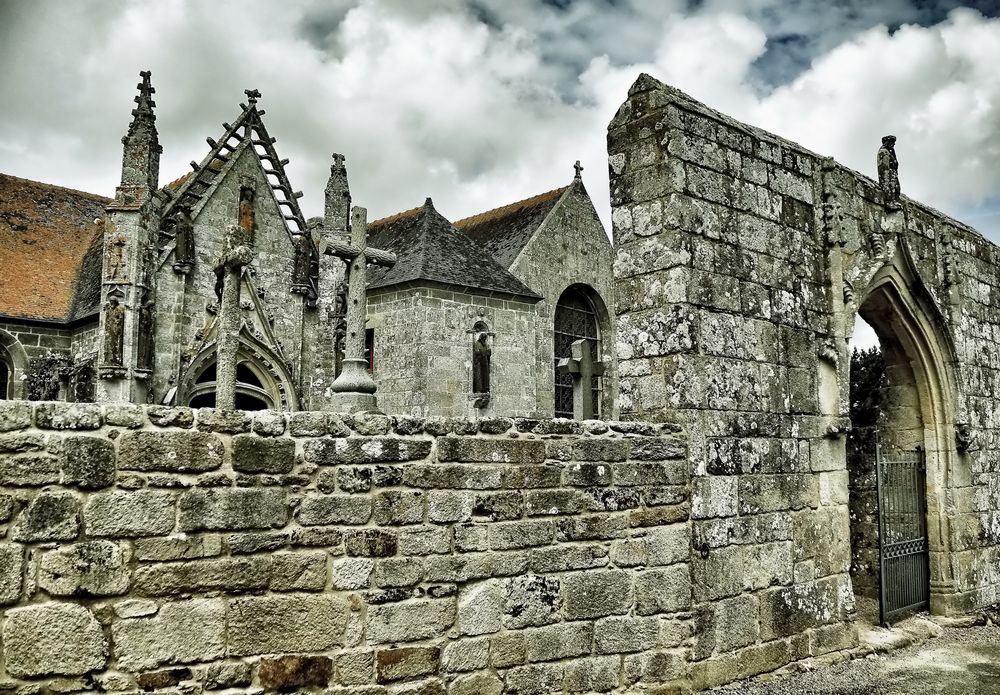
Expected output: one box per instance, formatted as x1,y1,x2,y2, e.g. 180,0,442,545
0,400,793,694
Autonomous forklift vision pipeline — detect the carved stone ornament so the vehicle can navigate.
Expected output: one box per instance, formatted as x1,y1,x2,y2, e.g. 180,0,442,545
817,339,839,369
956,423,978,453
877,135,901,211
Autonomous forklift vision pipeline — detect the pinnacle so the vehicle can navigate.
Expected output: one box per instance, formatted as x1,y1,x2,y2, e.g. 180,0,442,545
125,70,157,140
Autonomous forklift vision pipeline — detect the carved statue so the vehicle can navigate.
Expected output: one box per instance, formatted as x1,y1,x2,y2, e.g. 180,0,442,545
103,297,126,366
333,281,348,376
291,232,312,292
137,295,155,370
877,135,901,211
107,234,127,280
238,184,256,241
172,206,195,273
473,333,491,394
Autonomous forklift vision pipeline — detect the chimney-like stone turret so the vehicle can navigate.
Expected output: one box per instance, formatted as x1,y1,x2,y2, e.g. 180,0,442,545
323,153,351,238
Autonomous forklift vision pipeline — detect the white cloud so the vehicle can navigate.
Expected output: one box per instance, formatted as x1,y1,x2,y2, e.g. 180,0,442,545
0,1,998,241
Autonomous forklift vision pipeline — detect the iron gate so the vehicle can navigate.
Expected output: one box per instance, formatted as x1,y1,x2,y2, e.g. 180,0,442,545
875,442,930,625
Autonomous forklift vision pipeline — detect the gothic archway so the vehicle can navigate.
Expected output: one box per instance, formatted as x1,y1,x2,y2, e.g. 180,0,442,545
0,330,28,400
846,248,961,620
179,330,298,411
553,284,610,418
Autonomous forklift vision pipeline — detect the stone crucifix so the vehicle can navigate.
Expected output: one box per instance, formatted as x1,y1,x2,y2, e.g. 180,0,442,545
215,224,255,410
557,338,605,420
326,206,396,412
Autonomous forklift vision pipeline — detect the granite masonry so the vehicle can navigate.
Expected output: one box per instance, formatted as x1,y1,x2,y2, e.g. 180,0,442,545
610,72,1000,675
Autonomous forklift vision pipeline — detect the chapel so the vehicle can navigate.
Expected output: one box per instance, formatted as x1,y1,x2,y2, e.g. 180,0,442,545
0,72,613,419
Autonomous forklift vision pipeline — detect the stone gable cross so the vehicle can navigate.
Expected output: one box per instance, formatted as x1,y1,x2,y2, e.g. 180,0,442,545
557,338,604,420
325,206,397,411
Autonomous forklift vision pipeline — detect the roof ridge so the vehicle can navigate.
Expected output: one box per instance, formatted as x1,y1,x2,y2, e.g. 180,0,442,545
0,173,111,204
453,185,569,229
369,204,424,228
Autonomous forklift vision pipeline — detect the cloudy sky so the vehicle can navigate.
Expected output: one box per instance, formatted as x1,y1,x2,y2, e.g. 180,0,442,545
1,0,999,242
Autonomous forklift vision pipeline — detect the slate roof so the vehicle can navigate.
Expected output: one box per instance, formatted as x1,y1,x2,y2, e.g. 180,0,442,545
367,199,540,300
0,173,108,323
453,186,568,269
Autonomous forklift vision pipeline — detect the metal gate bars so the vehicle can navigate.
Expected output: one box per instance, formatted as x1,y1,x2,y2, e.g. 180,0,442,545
875,442,930,625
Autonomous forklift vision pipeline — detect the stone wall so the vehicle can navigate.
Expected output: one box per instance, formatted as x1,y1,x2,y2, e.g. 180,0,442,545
0,400,850,694
367,286,540,419
609,73,999,635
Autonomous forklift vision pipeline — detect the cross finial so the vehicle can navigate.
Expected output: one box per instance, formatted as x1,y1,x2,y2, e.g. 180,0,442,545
332,153,346,171
244,88,261,106
574,160,584,180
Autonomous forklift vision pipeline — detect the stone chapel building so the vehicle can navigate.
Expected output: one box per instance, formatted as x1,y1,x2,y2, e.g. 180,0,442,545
0,73,613,418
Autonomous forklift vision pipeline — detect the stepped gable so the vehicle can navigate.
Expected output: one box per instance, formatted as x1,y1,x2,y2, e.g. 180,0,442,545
367,198,541,300
0,173,109,322
454,186,567,269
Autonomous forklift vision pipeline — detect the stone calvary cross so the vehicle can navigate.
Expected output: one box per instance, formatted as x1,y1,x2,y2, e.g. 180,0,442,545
557,338,604,420
324,205,397,412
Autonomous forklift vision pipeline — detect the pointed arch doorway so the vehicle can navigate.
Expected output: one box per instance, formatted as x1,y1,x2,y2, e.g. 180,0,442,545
846,254,959,624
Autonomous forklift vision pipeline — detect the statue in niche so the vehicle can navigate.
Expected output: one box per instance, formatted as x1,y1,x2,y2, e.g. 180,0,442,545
172,206,195,274
877,135,901,211
332,281,348,376
291,232,312,293
238,183,256,242
107,234,127,280
103,296,126,366
137,293,155,370
473,332,491,395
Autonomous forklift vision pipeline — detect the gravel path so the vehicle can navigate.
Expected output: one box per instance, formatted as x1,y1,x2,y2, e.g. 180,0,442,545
705,624,1000,695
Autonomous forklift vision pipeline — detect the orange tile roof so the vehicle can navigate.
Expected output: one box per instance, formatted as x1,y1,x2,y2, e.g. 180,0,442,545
369,204,423,228
0,173,109,322
453,186,567,230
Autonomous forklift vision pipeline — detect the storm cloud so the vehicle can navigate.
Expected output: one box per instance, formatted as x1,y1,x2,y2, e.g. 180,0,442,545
0,0,998,239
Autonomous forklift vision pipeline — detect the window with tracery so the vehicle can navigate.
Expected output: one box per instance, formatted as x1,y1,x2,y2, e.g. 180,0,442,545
554,287,602,418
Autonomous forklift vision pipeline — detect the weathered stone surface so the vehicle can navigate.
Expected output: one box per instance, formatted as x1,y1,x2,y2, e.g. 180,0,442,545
4,604,106,676
113,599,225,670
227,594,350,655
39,541,130,596
178,488,287,531
595,615,660,654
11,490,80,541
105,404,146,428
259,655,333,690
366,599,456,644
35,403,102,430
525,621,593,662
459,581,503,636
345,528,398,557
560,569,632,619
135,668,192,690
437,438,545,464
300,494,372,525
0,543,23,604
231,434,295,473
0,400,32,432
146,406,194,428
118,431,224,472
62,436,116,488
634,564,692,615
504,574,561,629
84,490,175,537
375,647,440,683
304,437,431,465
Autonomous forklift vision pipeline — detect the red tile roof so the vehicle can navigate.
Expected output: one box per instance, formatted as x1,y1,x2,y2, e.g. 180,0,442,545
0,173,109,322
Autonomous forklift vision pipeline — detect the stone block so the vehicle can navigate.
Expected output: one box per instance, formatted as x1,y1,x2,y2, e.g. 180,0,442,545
398,526,450,555
564,462,613,487
227,594,351,655
428,490,475,523
623,649,688,686
135,667,192,690
375,647,440,683
449,672,502,695
195,408,251,433
11,490,80,541
178,488,287,531
345,528,398,557
134,534,223,561
118,431,224,472
299,494,373,525
84,490,176,537
147,406,194,428
288,411,328,436
634,564,692,615
113,599,225,670
488,520,554,550
366,598,456,644
375,557,423,587
62,436,116,488
573,439,631,462
504,663,563,695
259,655,333,690
441,637,489,672
561,569,632,619
305,437,431,465
459,581,503,636
0,543,23,604
39,540,130,596
437,438,545,464
203,661,253,689
530,543,608,573
503,573,561,629
4,604,106,677
491,632,526,668
35,402,102,430
525,621,593,662
252,410,287,436
563,655,620,693
0,400,32,432
373,490,425,525
473,491,524,520
758,576,850,641
0,451,61,486
335,648,375,685
231,434,295,473
104,404,146,428
594,615,660,654
334,557,375,589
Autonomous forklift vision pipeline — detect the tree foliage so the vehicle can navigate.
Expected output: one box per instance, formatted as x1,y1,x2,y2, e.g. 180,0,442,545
850,346,887,428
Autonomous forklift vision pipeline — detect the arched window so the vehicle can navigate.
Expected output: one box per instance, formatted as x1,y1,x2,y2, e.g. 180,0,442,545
554,286,602,418
188,357,274,411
